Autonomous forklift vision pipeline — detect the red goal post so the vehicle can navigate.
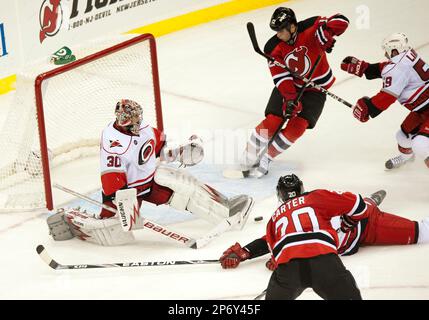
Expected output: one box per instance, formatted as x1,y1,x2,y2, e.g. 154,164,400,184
0,33,163,211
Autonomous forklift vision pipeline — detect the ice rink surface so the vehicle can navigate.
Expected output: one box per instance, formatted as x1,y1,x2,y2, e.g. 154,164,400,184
0,0,428,299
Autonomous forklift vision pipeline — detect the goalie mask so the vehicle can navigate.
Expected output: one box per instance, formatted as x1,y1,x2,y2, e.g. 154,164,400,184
276,174,304,202
382,33,411,59
115,99,142,135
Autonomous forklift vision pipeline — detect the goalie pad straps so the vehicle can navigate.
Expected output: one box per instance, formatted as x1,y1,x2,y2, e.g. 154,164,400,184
47,209,75,241
58,208,135,246
154,165,229,225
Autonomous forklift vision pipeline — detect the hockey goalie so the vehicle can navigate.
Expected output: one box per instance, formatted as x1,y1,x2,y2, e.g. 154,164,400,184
47,99,254,247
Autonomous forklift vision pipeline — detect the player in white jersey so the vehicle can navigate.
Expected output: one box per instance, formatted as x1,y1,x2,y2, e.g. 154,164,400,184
47,99,254,247
341,33,429,169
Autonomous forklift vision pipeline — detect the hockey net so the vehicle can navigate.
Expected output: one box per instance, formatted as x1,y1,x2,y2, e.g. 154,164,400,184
0,33,163,211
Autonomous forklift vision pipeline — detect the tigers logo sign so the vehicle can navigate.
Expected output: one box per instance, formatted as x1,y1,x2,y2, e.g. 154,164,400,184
284,46,311,76
39,0,63,43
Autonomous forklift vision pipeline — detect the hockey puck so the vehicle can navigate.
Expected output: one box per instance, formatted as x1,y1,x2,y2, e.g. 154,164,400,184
254,216,263,222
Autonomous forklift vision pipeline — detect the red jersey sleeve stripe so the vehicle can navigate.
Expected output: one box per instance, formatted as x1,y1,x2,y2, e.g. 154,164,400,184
346,194,367,217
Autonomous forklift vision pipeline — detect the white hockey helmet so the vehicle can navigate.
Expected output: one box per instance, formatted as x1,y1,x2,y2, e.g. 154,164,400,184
115,99,142,135
381,33,411,59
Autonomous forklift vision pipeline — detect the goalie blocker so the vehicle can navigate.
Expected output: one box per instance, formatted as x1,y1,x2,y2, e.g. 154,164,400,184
47,165,253,247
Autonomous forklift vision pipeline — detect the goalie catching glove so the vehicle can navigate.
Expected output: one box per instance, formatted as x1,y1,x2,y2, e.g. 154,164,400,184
161,135,204,166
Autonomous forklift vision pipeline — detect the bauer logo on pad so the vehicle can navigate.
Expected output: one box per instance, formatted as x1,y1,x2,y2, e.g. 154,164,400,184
50,46,76,65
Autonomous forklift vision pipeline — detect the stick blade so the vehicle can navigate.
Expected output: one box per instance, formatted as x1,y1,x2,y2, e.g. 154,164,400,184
222,168,248,179
36,244,45,254
246,22,259,52
36,244,60,270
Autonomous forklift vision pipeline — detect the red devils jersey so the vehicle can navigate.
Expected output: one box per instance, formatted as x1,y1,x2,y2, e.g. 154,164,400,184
265,189,368,265
332,215,368,256
264,14,349,101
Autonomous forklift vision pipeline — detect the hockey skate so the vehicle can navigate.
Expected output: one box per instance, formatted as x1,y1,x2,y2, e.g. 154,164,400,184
385,153,415,170
226,195,254,230
367,190,387,206
242,155,271,179
223,152,270,179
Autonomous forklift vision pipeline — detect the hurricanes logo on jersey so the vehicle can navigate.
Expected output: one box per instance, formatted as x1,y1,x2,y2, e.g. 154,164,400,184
284,46,311,76
138,139,155,165
109,140,123,148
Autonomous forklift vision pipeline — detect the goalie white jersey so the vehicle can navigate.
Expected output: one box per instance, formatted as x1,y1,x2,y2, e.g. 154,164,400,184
100,121,165,197
381,49,429,112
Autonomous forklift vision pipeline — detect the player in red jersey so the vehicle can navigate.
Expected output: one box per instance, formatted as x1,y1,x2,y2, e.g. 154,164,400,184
341,33,429,169
219,177,429,289
240,7,349,177
222,174,363,300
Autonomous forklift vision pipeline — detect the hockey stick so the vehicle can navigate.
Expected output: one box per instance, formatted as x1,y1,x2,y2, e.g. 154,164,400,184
246,22,353,108
53,183,240,249
36,244,218,270
53,183,202,248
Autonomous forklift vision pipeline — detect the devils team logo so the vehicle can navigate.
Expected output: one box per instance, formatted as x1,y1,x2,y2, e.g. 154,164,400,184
284,46,311,76
39,0,63,43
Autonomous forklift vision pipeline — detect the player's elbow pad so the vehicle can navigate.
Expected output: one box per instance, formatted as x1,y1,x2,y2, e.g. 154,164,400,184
326,14,349,36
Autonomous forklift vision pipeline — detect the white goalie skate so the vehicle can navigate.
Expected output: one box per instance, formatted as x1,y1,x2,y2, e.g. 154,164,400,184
385,153,415,170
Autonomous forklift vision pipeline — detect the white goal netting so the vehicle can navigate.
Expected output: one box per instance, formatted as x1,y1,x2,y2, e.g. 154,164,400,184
0,34,162,211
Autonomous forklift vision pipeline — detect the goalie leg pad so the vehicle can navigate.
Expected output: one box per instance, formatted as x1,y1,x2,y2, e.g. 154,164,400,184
227,195,254,230
64,208,135,246
155,165,230,224
47,209,75,241
115,188,144,231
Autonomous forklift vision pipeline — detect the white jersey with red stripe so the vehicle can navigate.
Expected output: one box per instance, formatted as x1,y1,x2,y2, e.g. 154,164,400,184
382,49,429,113
100,121,164,197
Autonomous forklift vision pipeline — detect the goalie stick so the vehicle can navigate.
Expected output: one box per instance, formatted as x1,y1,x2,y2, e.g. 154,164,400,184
246,22,353,108
36,245,218,270
53,183,228,249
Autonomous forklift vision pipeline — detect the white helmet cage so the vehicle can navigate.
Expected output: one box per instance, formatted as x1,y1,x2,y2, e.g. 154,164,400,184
381,33,411,59
115,99,143,135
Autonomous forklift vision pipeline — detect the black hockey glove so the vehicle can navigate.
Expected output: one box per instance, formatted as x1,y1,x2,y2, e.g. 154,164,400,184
283,100,303,118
